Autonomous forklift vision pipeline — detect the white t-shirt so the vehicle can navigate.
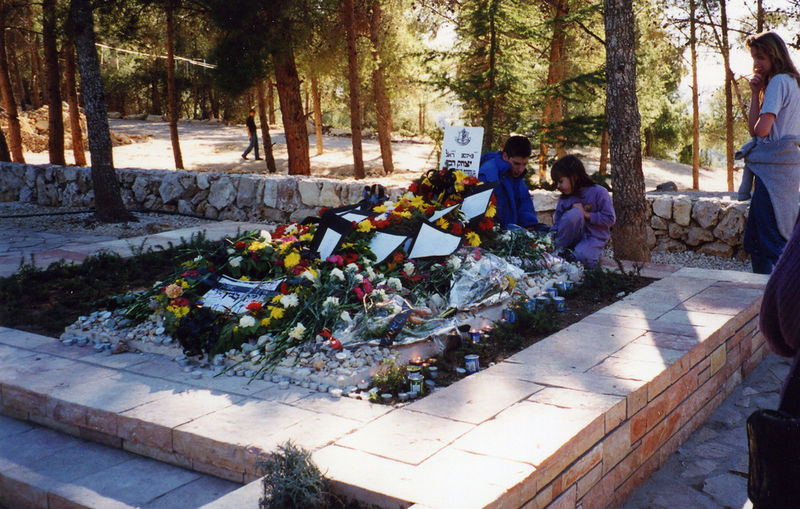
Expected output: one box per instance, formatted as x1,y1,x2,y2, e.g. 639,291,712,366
760,73,800,143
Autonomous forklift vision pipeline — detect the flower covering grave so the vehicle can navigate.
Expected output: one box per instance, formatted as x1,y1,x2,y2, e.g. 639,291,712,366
64,169,582,389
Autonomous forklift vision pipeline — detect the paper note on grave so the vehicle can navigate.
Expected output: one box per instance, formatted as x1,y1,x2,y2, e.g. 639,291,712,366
460,183,497,220
407,221,461,259
438,126,484,177
200,275,283,314
369,231,408,265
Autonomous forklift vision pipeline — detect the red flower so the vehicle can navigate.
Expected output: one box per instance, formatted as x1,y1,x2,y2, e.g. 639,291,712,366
478,218,494,231
343,252,359,264
363,279,373,293
353,287,365,300
392,252,404,263
450,223,463,235
463,176,479,186
408,182,419,194
279,282,290,295
246,302,263,311
181,269,199,277
318,207,330,216
171,297,190,307
234,241,247,250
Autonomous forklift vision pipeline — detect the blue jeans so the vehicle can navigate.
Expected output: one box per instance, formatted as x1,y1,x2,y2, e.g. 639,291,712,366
744,176,785,274
242,133,259,159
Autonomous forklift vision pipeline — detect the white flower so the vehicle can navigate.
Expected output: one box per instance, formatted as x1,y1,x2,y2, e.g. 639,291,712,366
288,323,306,340
193,255,203,262
340,311,353,322
370,288,388,301
365,266,376,279
447,256,462,271
300,269,317,282
403,262,415,275
259,230,272,242
229,256,242,268
386,277,403,291
280,293,299,308
323,296,340,310
239,315,256,328
284,223,298,235
330,268,345,281
345,263,359,273
227,248,235,255
354,273,364,283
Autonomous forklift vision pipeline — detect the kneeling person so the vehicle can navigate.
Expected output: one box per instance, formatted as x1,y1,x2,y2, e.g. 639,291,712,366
550,155,615,268
478,136,542,230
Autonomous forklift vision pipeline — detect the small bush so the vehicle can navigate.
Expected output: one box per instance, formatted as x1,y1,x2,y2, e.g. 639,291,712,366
370,356,407,396
258,441,329,509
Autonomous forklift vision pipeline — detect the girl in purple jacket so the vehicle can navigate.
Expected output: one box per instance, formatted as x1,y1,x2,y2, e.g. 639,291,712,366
550,155,615,268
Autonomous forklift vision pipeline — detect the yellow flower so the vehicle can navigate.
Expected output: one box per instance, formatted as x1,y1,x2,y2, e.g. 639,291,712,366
239,275,250,281
269,306,285,320
340,243,354,249
409,195,427,210
271,294,282,303
248,240,268,251
261,317,271,327
166,305,190,319
373,204,388,213
486,203,497,218
466,232,481,247
300,233,313,241
395,210,412,219
284,250,301,269
357,220,375,233
277,241,294,253
435,218,450,230
179,279,189,289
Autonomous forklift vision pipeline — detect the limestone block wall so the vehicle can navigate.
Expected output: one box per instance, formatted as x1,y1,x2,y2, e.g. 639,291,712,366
0,162,749,257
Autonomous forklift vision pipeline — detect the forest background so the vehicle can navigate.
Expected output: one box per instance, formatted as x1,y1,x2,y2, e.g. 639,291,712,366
1,0,799,258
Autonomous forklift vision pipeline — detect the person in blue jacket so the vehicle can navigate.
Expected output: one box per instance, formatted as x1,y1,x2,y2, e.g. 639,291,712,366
478,136,542,230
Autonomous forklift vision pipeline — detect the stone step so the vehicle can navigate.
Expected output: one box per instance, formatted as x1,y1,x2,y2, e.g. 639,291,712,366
0,414,251,509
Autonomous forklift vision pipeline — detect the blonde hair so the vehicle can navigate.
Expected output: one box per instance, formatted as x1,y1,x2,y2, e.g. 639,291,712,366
746,32,800,88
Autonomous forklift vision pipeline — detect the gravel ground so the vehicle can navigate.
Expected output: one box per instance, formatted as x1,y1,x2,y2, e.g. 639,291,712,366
0,201,213,238
1,200,753,273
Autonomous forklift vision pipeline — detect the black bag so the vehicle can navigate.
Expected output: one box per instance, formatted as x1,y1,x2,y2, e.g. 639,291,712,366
747,363,800,508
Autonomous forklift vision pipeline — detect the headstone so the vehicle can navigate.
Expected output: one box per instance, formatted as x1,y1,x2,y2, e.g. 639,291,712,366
439,126,484,177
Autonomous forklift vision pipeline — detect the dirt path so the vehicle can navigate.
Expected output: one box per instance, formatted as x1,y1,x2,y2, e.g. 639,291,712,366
22,119,736,191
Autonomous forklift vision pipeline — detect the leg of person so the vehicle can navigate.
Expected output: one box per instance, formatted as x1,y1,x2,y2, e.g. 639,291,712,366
743,176,786,274
253,134,261,160
554,208,585,249
242,136,256,159
573,236,607,269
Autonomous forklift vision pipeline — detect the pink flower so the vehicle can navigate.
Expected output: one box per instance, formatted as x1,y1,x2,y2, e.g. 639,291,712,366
327,255,345,266
353,287,365,300
363,279,373,293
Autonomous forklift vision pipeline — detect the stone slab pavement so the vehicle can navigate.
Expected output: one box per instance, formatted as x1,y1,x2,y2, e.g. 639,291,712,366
0,216,781,508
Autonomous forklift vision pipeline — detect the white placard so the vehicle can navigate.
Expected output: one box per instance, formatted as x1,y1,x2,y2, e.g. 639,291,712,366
200,275,283,314
428,204,460,223
407,222,461,259
369,231,408,265
438,126,484,177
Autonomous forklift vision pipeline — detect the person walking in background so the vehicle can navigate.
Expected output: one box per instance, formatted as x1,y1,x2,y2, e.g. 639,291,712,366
549,155,615,268
478,135,545,231
241,108,261,160
738,31,800,274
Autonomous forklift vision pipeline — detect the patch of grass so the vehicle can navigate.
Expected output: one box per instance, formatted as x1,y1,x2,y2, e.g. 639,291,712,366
0,233,219,337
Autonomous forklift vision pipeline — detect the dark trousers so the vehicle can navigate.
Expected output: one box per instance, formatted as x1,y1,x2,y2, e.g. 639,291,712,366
243,133,259,159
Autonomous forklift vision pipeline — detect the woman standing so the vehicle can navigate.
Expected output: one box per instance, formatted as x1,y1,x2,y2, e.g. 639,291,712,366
740,32,800,274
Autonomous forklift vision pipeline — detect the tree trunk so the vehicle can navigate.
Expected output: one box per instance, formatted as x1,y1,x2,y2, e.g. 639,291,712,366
43,0,66,165
0,126,10,161
70,0,134,222
310,74,323,156
604,0,649,262
64,37,87,166
599,128,609,174
256,80,277,173
165,0,183,169
690,0,699,190
267,77,275,124
343,0,365,179
483,0,499,151
8,31,24,107
29,31,43,109
0,2,24,162
539,0,568,179
756,0,764,32
368,0,394,175
719,0,734,192
271,45,309,176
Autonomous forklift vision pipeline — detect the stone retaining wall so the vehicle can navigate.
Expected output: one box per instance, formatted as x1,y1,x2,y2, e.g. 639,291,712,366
0,162,749,257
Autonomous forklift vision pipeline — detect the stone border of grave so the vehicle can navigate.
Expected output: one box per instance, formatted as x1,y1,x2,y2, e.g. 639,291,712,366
1,163,749,257
0,266,767,508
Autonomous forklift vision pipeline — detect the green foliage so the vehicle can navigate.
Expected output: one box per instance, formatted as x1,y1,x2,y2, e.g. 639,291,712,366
581,259,643,300
370,357,407,395
590,171,612,191
258,441,329,509
0,233,219,337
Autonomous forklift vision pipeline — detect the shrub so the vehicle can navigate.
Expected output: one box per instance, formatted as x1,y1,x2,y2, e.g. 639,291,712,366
258,441,329,509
